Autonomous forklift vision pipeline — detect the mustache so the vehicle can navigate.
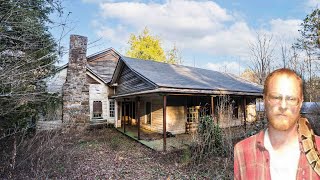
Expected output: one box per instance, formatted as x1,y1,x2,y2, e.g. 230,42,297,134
276,113,288,116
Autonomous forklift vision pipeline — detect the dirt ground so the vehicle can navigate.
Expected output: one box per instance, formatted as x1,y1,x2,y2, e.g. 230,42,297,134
0,127,235,179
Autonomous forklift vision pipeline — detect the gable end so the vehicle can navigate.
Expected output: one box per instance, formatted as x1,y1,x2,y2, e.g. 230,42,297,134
87,48,120,83
116,64,155,95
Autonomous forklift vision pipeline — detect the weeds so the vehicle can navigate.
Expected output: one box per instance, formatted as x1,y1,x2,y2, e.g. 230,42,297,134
186,95,236,179
188,115,233,179
180,148,191,164
78,139,99,149
110,135,121,150
0,127,80,179
191,115,225,162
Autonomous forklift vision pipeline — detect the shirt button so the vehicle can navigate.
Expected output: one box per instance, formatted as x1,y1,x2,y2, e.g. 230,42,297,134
302,170,305,175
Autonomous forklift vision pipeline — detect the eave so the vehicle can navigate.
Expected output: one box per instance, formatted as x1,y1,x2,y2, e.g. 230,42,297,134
111,87,263,99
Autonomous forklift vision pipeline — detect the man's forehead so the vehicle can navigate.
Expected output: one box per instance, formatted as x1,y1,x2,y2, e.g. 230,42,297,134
267,74,301,93
271,74,296,81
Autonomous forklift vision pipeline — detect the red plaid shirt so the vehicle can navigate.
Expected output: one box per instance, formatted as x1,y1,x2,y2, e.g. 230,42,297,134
234,129,320,180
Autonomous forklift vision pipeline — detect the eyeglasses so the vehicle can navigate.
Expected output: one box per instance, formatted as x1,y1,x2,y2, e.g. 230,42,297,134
267,94,300,106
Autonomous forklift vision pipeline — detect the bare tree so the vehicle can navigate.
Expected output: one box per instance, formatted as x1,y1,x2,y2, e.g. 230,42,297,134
248,33,275,85
279,40,291,68
288,46,302,75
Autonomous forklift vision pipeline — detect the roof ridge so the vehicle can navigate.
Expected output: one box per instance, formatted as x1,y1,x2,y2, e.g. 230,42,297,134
87,47,121,60
121,55,226,74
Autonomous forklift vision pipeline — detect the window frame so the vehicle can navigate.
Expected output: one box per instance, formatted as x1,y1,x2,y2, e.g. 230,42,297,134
109,100,115,118
93,100,103,119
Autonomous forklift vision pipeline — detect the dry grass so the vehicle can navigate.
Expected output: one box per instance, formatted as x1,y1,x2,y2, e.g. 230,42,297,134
0,126,247,179
0,95,269,179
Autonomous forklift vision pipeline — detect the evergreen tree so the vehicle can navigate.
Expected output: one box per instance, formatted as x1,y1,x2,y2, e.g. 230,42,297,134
294,8,320,101
296,8,320,57
0,0,61,131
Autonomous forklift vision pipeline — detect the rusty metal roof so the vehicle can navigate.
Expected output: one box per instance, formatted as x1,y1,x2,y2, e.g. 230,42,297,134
119,56,263,95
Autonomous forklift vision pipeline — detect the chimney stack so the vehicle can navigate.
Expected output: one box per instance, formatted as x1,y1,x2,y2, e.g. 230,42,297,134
62,35,89,125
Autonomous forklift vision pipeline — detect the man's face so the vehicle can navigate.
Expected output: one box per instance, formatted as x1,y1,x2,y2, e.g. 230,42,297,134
264,74,303,131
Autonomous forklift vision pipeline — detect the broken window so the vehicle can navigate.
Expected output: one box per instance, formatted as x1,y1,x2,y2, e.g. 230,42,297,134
93,101,102,118
109,100,115,118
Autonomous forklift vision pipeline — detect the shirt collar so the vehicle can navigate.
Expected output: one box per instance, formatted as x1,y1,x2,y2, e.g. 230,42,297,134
255,125,304,152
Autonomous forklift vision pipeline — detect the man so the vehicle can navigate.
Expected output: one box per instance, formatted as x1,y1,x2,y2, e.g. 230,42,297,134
234,68,320,180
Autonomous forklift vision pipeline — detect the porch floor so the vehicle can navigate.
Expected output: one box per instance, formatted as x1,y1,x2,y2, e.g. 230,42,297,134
117,126,194,151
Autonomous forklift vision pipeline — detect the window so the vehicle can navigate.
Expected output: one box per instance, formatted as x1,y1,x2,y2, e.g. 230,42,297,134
146,102,151,124
93,101,102,118
109,100,115,118
187,106,199,123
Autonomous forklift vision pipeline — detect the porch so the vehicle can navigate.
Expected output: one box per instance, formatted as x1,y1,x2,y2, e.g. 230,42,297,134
117,125,194,151
115,94,260,151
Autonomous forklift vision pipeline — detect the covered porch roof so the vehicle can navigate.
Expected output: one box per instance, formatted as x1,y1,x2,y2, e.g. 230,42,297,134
111,87,263,99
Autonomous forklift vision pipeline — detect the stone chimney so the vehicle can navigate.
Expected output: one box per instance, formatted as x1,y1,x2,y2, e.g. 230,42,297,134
62,35,89,125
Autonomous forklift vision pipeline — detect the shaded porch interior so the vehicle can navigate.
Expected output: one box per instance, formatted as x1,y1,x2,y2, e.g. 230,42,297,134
116,94,258,151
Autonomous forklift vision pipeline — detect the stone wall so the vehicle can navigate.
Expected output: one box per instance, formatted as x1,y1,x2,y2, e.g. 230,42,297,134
62,35,89,124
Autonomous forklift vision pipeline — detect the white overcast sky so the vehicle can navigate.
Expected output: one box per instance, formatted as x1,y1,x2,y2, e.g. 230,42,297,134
50,0,320,75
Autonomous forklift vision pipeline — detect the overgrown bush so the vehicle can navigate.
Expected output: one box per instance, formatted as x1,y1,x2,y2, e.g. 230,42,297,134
191,115,225,161
183,95,246,178
187,115,234,178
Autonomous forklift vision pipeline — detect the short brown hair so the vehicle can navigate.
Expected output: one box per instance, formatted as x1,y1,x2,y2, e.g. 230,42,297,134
263,68,303,97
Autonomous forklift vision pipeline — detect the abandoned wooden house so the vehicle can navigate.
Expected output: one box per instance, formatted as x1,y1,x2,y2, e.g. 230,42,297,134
111,55,263,133
45,35,263,150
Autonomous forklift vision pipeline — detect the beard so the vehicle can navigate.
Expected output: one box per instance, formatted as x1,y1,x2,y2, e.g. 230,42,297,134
268,113,298,131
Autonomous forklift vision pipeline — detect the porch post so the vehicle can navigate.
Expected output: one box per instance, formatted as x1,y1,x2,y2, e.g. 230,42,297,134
131,101,134,125
119,101,122,128
211,96,215,119
184,98,187,132
124,99,126,133
163,95,167,152
137,97,141,140
128,101,131,125
243,96,247,132
115,99,118,128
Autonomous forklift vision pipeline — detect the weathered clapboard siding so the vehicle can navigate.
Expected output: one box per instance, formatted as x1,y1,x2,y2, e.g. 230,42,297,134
137,96,186,134
166,106,186,134
116,65,155,95
87,74,100,84
87,49,119,83
139,96,163,133
166,96,186,134
88,49,119,62
246,103,256,122
150,96,163,132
